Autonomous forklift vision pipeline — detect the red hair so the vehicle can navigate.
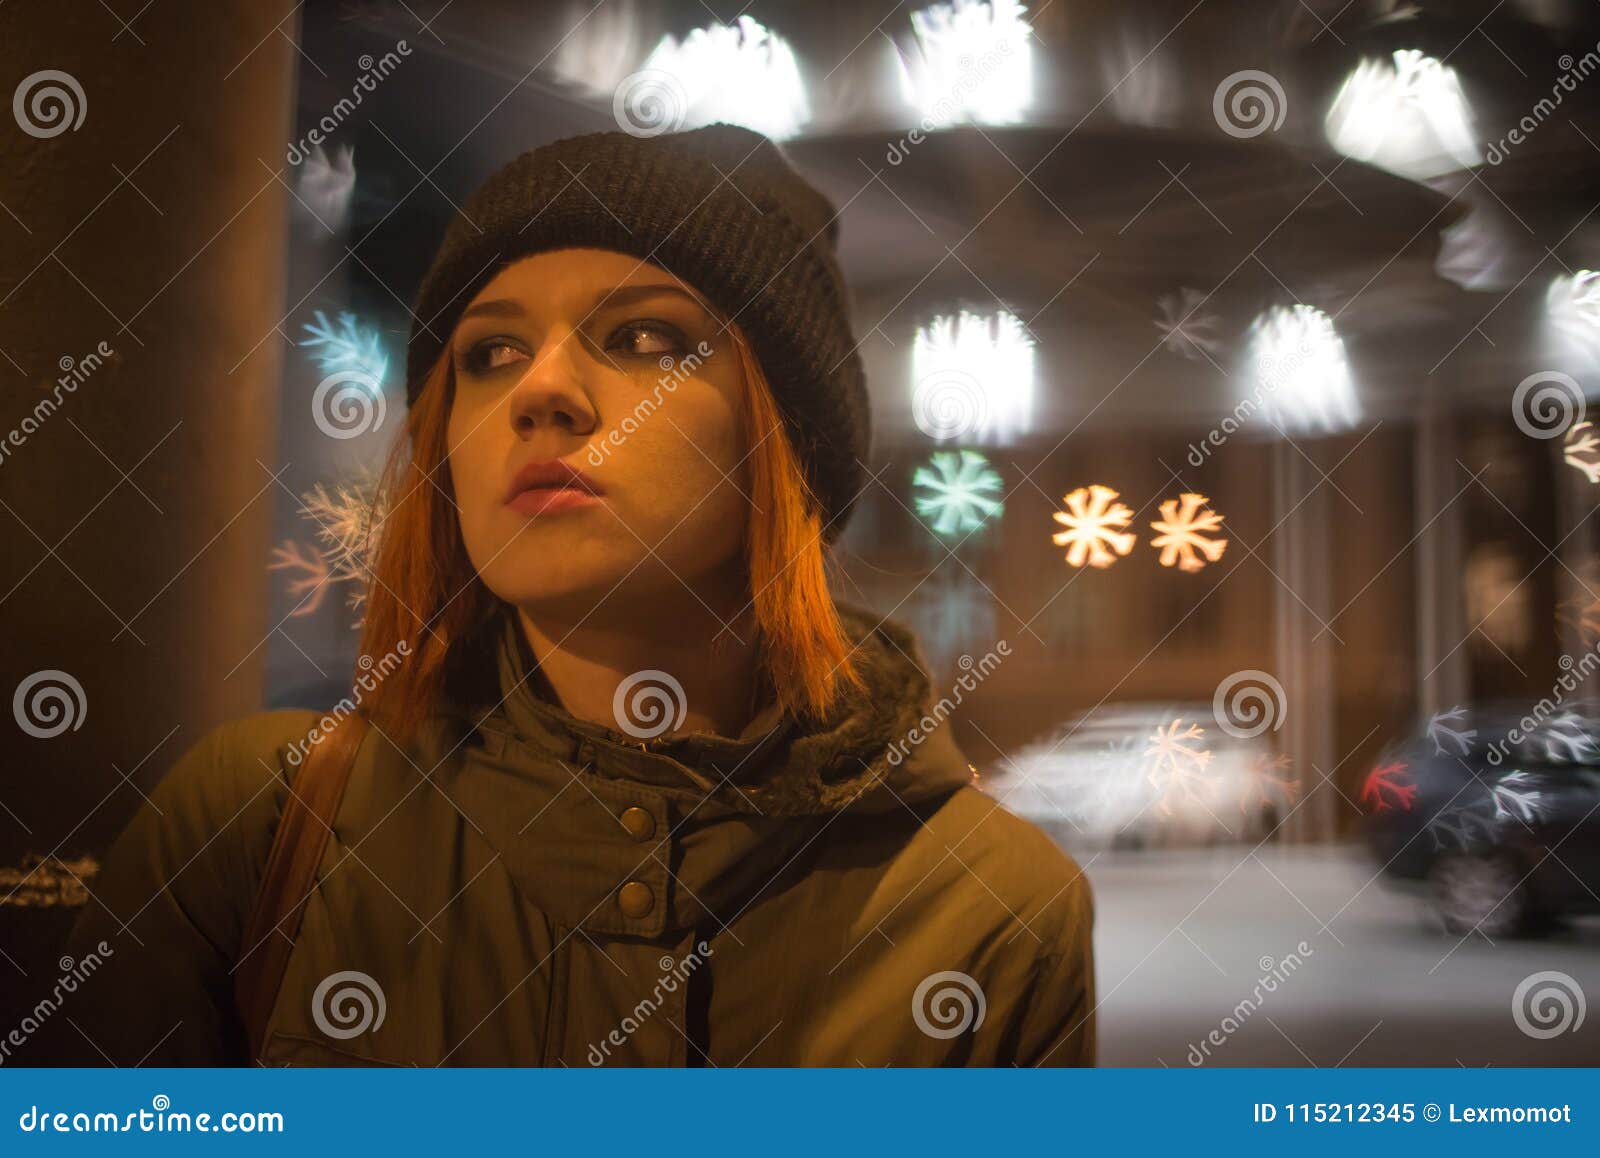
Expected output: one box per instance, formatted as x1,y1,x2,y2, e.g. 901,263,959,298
355,325,861,741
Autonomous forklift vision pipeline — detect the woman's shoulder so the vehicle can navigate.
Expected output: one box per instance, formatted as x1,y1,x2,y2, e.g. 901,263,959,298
898,783,1096,937
138,709,329,850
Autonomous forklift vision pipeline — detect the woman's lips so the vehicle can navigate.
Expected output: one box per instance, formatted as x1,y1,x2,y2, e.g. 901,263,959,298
505,486,602,517
502,458,604,518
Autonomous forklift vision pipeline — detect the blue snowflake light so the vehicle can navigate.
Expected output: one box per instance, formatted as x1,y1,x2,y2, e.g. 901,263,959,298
912,449,1004,538
300,310,389,392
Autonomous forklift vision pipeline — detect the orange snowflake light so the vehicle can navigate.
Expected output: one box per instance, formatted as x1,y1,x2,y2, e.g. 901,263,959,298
1150,492,1228,572
1052,484,1136,569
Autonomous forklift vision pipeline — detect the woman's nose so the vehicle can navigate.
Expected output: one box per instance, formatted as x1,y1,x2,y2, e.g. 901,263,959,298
507,332,598,440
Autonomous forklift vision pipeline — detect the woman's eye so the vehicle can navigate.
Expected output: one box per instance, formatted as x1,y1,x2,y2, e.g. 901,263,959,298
607,321,685,359
463,340,526,375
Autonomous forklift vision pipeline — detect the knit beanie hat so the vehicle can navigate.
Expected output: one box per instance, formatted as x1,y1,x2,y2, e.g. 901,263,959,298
405,122,870,539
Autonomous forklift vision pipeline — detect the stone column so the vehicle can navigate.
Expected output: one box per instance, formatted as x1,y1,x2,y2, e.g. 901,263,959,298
0,4,297,867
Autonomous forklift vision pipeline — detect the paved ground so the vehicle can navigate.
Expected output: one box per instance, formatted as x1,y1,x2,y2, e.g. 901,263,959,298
1077,845,1599,1066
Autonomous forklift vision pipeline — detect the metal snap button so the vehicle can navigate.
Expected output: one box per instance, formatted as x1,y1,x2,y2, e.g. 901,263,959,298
617,880,655,919
619,806,655,841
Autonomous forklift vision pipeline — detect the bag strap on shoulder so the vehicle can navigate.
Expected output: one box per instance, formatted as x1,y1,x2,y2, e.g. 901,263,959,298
234,712,369,1062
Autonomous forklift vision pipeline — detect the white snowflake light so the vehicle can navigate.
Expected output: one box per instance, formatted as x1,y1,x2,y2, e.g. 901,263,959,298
1241,304,1362,435
910,309,1035,445
1155,287,1225,361
1545,270,1600,373
635,16,809,140
896,0,1034,127
1325,49,1481,180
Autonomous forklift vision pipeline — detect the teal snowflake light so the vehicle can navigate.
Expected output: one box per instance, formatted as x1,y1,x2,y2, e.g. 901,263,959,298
912,449,1004,538
301,310,389,391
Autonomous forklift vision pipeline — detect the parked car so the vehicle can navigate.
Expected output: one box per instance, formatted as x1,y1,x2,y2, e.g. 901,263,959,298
1361,703,1600,936
985,702,1287,849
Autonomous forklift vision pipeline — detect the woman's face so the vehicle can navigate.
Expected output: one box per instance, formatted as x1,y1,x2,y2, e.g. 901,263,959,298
446,248,750,621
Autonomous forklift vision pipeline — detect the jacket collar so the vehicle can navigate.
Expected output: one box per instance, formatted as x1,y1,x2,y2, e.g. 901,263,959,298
478,604,973,816
429,605,975,938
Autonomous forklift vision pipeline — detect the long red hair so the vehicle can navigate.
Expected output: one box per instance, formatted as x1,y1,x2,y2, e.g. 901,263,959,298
355,325,862,741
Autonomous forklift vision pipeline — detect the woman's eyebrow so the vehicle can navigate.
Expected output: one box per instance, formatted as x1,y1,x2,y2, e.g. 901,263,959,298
590,282,708,313
456,282,707,327
458,297,525,323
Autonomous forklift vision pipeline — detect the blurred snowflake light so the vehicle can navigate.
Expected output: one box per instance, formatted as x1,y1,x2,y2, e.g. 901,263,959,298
912,449,1004,537
301,310,389,394
1242,304,1361,435
897,0,1034,127
910,309,1035,445
1325,49,1480,180
1545,270,1600,373
636,16,809,140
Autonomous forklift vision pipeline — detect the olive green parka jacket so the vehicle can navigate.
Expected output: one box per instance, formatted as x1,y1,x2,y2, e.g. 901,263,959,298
56,609,1095,1066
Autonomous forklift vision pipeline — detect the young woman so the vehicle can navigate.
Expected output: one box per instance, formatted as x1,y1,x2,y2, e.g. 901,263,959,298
57,123,1095,1066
